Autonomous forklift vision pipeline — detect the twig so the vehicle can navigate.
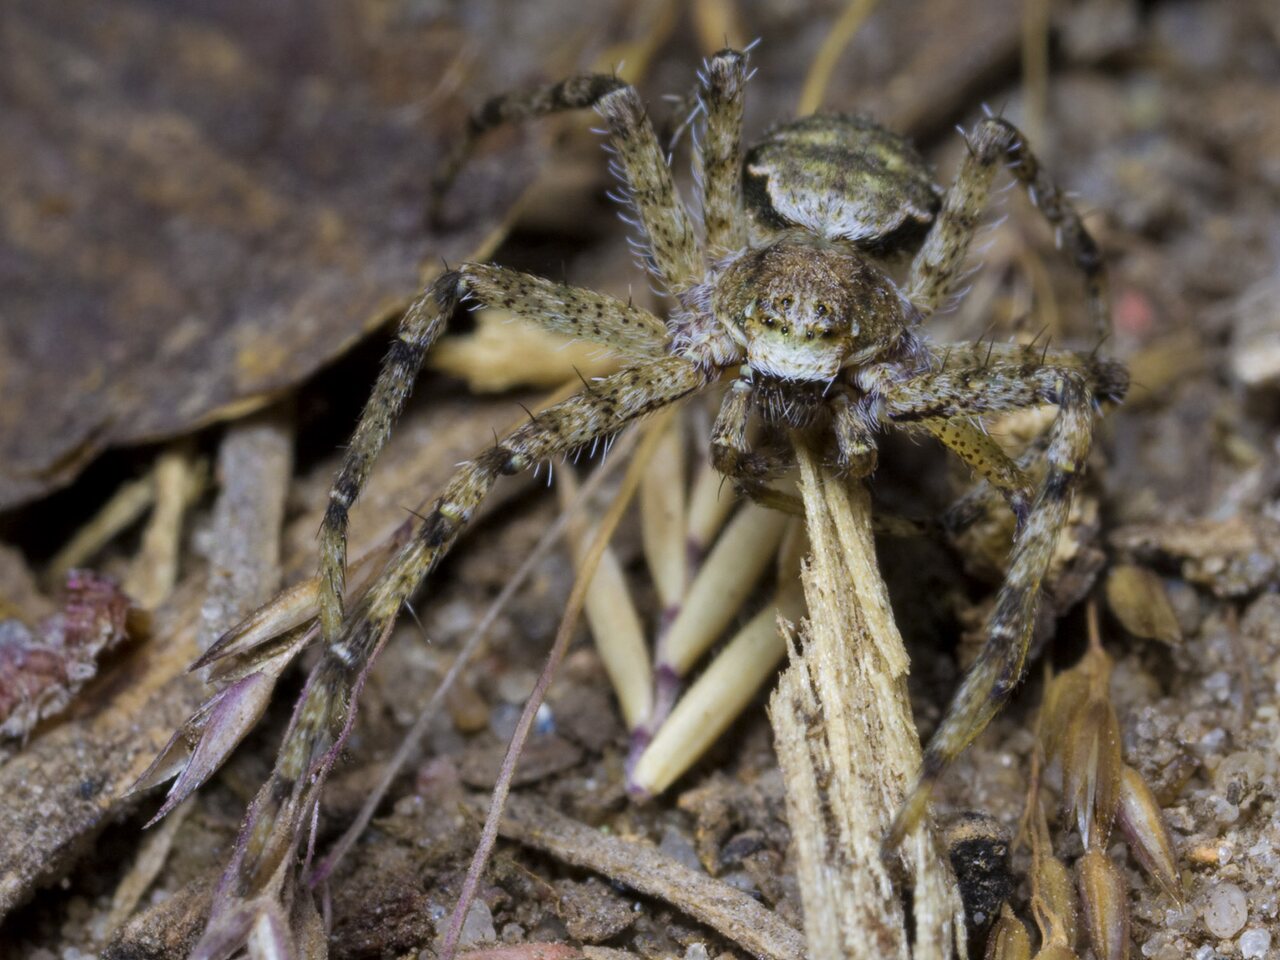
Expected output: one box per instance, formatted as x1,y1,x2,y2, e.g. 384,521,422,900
439,413,672,960
483,792,806,960
768,440,964,959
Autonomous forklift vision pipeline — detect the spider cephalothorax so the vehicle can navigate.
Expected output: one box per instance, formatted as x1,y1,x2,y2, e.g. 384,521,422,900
708,237,918,385
202,46,1127,902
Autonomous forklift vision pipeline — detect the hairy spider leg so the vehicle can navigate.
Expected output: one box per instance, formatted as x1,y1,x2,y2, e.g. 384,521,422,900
908,117,1109,338
696,49,749,257
918,341,1128,531
875,352,1127,846
433,73,702,295
917,420,1035,528
239,356,712,887
318,263,670,641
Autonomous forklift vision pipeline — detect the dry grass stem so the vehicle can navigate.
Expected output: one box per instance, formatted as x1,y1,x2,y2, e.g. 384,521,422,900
796,0,881,116
769,441,962,959
639,413,687,612
46,474,158,582
692,0,747,53
103,796,194,938
441,418,664,960
1021,0,1050,149
124,443,200,610
558,463,653,731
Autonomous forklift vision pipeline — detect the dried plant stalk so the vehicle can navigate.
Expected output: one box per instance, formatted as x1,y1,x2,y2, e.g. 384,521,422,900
769,441,963,960
558,468,653,730
125,443,201,609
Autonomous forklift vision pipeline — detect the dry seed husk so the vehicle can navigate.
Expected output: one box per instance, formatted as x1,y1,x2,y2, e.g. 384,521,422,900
1035,853,1079,949
1116,764,1183,901
1105,565,1182,644
985,905,1032,960
1061,694,1122,847
1078,847,1131,960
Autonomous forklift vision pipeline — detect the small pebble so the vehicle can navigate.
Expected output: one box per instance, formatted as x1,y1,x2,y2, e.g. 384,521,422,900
1203,882,1248,938
659,824,703,872
457,900,496,945
1239,928,1271,959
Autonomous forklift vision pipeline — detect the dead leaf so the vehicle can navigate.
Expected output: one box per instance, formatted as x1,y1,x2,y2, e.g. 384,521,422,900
0,0,631,508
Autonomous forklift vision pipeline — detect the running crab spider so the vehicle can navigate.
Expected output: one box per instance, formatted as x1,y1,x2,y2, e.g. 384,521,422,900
143,45,1127,942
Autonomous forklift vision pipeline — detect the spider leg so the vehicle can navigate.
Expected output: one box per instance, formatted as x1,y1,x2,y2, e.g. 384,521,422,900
709,373,804,515
908,117,1109,337
242,356,712,885
915,341,1127,534
830,390,879,477
319,272,460,641
916,420,1034,530
432,75,629,203
872,357,1117,845
697,49,749,257
709,375,800,514
319,264,673,641
930,340,1128,404
462,262,671,357
433,73,701,295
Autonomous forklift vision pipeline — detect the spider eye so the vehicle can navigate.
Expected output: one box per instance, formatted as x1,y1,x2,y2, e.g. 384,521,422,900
781,297,793,309
763,316,775,328
815,302,829,317
805,331,814,340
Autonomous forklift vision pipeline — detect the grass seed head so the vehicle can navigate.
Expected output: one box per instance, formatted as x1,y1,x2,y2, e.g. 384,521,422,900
984,905,1032,960
1077,847,1131,960
1115,763,1183,902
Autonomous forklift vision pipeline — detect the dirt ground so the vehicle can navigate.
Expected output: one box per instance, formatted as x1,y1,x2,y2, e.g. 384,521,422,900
2,1,1278,958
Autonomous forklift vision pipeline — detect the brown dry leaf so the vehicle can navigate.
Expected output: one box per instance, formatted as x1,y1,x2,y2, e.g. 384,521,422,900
0,0,634,508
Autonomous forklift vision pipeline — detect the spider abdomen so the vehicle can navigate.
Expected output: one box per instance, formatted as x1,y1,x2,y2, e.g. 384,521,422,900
743,114,942,253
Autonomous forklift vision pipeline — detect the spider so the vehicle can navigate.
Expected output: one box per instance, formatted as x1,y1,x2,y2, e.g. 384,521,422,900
239,47,1127,883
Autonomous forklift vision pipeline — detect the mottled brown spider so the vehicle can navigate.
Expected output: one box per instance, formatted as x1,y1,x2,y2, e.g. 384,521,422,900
238,48,1127,883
